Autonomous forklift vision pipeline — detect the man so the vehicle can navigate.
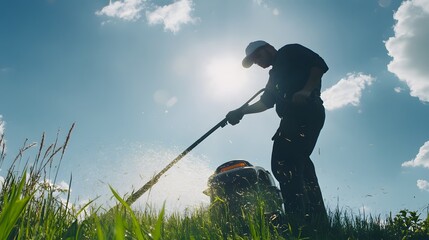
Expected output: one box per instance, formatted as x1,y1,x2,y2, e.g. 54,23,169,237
226,40,328,225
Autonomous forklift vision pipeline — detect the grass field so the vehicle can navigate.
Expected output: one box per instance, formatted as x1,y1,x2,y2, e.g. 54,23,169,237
1,127,428,239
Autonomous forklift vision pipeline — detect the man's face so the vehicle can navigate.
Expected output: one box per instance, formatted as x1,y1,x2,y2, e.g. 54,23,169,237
252,47,272,69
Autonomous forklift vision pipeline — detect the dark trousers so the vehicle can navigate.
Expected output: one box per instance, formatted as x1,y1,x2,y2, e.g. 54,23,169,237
271,101,326,223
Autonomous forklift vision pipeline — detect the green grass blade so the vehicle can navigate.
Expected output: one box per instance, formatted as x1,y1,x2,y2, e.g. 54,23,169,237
110,185,146,240
114,212,125,240
75,198,98,217
94,215,105,240
0,171,33,239
151,202,165,240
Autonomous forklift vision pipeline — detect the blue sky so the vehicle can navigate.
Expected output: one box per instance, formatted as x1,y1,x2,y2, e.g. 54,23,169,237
1,0,429,216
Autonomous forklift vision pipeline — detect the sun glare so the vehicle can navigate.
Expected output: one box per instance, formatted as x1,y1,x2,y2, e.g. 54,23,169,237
204,55,250,101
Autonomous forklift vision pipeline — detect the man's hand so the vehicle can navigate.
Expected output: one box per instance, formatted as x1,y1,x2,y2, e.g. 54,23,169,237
293,66,323,105
226,109,244,125
292,90,312,105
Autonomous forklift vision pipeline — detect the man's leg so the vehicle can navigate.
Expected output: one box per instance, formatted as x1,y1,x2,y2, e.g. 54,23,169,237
271,137,306,224
299,104,327,224
303,157,327,223
273,100,326,226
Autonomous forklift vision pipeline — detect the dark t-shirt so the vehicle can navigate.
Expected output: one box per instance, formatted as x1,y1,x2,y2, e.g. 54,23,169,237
260,44,328,117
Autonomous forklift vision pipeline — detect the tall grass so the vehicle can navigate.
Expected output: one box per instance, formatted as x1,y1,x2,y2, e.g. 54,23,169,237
0,126,428,239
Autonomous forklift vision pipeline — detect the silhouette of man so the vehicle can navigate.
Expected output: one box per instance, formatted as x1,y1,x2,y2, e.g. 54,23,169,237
226,40,328,225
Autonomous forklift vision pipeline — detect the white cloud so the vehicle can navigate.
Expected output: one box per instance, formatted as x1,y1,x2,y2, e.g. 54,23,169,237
417,179,429,191
321,73,375,111
39,179,70,193
146,0,196,33
0,115,5,155
95,0,144,21
402,141,429,168
385,0,429,102
96,0,196,33
0,176,4,190
0,115,4,136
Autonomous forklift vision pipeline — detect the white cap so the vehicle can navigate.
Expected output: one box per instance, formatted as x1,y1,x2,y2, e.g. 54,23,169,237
242,40,268,68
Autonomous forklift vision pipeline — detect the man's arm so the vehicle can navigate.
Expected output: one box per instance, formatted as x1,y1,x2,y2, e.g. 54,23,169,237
241,100,269,114
226,100,269,125
293,66,324,104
